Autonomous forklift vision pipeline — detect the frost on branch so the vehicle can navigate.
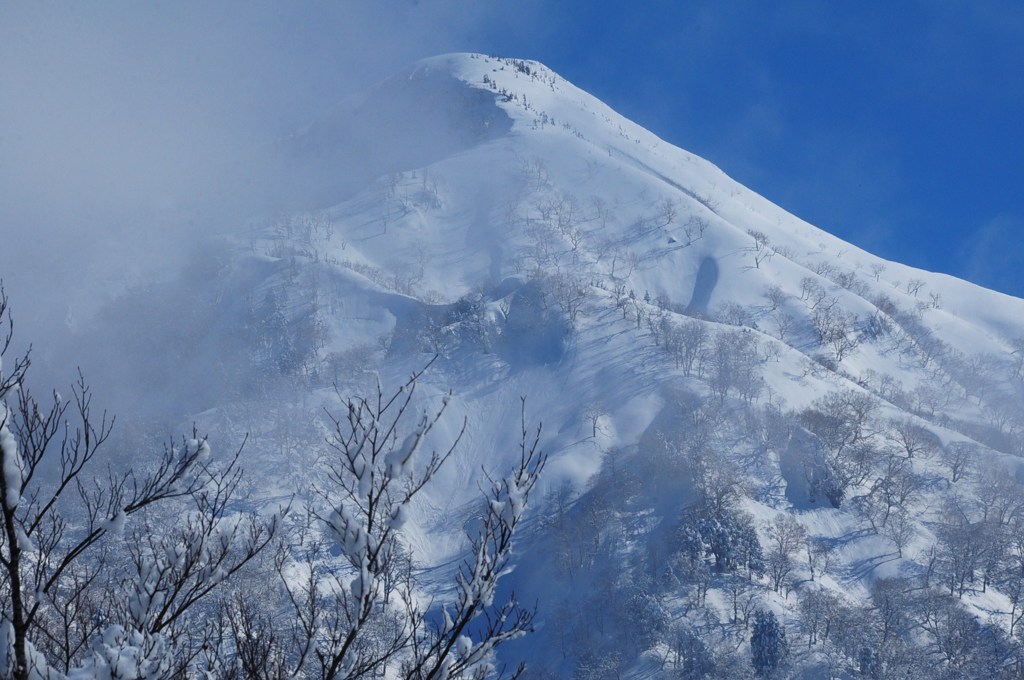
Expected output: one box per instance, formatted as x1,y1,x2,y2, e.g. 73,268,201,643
1,403,22,511
271,363,467,679
271,367,542,679
66,626,170,680
0,287,26,514
405,397,546,680
0,285,277,680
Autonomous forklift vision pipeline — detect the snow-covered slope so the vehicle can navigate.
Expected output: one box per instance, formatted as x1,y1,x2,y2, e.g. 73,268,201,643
75,54,1024,677
288,52,1024,357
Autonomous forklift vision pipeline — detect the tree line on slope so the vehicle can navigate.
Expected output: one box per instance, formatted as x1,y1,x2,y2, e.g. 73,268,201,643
529,352,1024,678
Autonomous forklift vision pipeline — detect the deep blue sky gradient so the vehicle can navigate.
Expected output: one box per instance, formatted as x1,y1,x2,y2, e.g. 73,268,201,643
477,1,1024,296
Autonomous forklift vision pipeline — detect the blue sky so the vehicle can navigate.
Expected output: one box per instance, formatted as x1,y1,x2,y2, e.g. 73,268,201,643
476,1,1024,297
3,1,1023,298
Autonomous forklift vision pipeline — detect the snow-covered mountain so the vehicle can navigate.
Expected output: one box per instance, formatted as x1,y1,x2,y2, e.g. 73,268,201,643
66,54,1024,677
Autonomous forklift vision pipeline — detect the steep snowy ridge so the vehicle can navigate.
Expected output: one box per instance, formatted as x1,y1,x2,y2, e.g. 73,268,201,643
64,53,1024,677
311,53,1024,354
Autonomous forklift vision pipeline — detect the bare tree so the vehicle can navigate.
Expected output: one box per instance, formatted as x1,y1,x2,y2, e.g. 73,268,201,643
975,466,1024,525
763,285,788,312
935,503,986,598
811,306,860,362
708,329,762,405
765,514,806,592
682,215,709,245
770,309,797,343
905,279,925,297
869,452,922,529
799,278,829,310
583,404,606,439
655,197,678,229
266,369,544,680
882,508,915,558
941,441,976,484
663,318,709,378
869,577,915,665
746,230,774,269
1000,521,1024,636
0,286,275,679
804,537,835,582
404,398,545,680
799,390,882,507
886,418,937,459
609,251,639,282
798,588,841,647
546,272,589,324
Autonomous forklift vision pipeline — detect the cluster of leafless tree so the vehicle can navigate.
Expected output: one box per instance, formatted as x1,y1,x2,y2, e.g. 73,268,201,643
524,350,1024,679
793,574,1023,678
0,289,543,680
